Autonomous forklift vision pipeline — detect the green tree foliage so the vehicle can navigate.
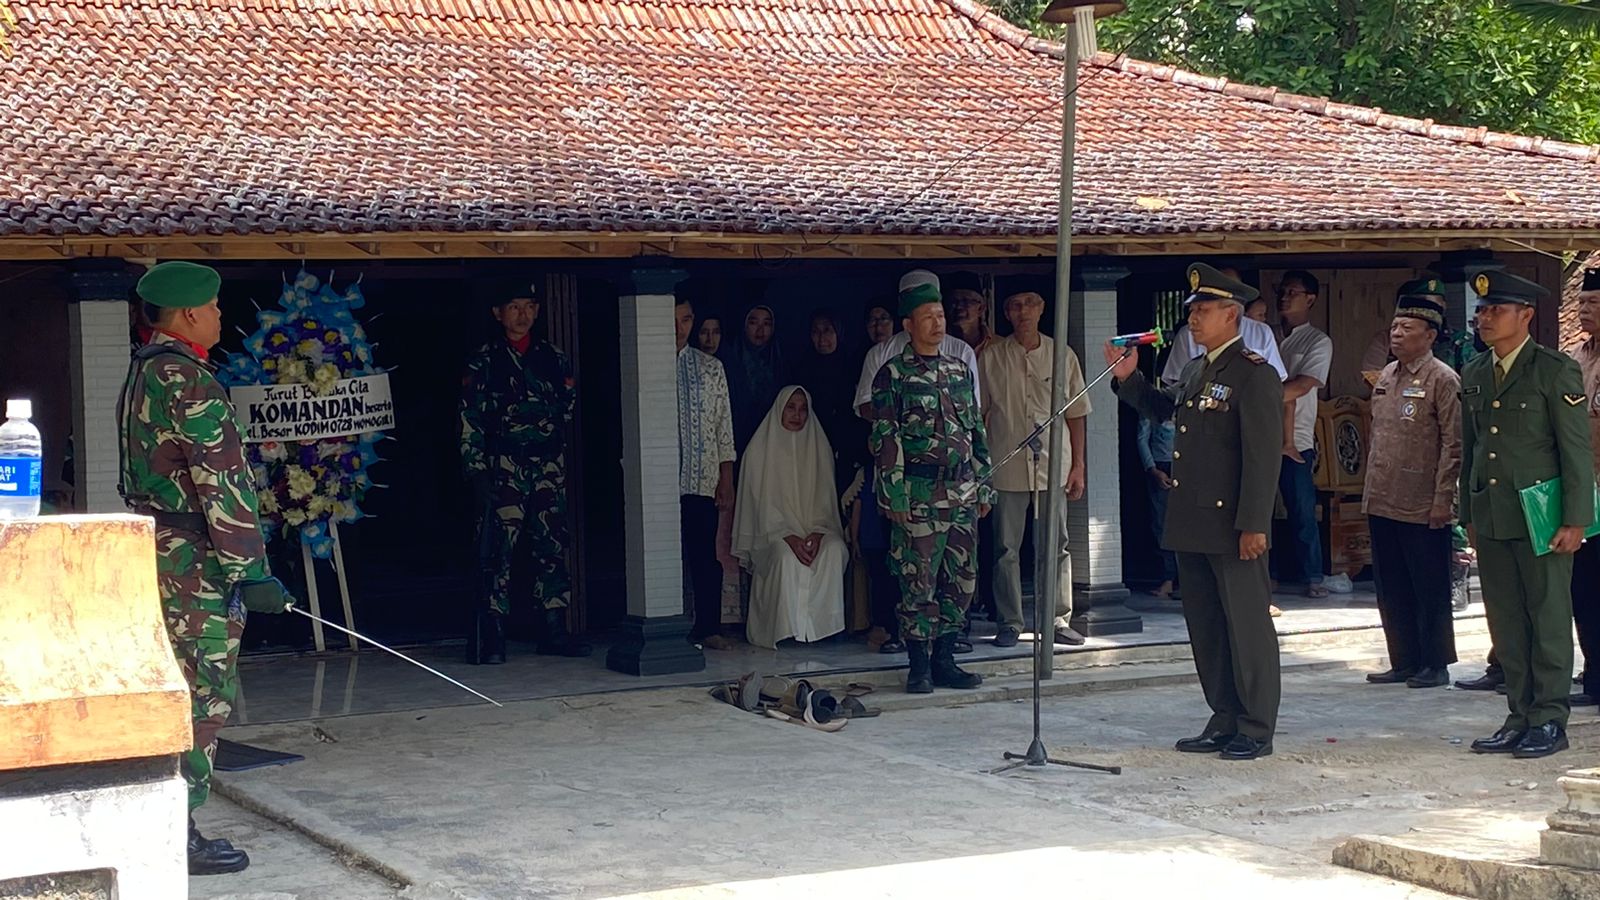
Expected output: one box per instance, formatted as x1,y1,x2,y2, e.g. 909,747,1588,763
1508,1,1600,35
989,0,1600,144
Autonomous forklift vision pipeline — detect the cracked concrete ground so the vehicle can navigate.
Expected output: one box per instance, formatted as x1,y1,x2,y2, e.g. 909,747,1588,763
186,651,1593,899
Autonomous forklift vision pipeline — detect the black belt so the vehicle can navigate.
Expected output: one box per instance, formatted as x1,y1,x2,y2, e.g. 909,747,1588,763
134,508,207,533
904,462,973,481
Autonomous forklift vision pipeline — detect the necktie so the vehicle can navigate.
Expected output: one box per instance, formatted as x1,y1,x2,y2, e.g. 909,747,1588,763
1495,362,1507,387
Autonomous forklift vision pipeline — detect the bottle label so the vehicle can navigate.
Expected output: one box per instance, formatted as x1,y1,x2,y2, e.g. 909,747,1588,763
0,457,42,498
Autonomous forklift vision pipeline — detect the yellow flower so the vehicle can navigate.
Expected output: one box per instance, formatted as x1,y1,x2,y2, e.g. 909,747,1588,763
325,330,339,343
297,339,321,358
284,509,307,526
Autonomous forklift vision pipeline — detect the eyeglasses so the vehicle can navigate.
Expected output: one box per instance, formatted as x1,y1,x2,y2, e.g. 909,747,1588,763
1276,287,1312,299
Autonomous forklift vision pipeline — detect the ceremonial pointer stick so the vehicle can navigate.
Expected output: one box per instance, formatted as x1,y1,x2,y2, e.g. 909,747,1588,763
982,329,1162,778
287,607,505,707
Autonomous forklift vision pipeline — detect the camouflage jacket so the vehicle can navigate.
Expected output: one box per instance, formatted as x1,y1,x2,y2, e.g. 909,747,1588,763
117,332,270,584
869,343,994,513
460,338,575,471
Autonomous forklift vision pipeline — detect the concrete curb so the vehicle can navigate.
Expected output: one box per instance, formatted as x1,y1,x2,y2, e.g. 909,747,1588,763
1333,834,1600,900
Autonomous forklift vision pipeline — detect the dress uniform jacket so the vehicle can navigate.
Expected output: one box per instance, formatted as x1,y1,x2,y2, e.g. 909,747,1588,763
1117,340,1284,554
1459,341,1593,541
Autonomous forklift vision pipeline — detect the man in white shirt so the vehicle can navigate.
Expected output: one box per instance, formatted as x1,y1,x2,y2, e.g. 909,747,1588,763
675,299,738,649
1274,270,1335,598
856,270,981,417
979,291,1088,647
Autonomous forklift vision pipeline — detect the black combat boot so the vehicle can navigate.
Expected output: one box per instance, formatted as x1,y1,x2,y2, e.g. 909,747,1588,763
931,633,983,689
467,610,507,665
536,607,593,657
905,641,934,694
188,818,249,875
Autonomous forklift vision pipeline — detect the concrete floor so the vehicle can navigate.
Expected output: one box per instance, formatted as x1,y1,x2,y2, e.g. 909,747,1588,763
230,585,1479,726
198,630,1579,900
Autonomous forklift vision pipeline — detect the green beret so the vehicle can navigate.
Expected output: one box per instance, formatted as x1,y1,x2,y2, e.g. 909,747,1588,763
1397,277,1445,298
1471,270,1547,308
898,269,942,318
136,261,221,309
1183,262,1257,307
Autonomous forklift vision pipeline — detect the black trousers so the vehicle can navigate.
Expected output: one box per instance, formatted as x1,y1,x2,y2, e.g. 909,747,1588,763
681,495,722,641
1369,516,1458,672
1176,551,1281,742
1574,538,1600,696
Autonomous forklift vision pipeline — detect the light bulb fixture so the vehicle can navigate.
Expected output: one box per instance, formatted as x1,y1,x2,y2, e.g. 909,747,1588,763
1040,0,1126,57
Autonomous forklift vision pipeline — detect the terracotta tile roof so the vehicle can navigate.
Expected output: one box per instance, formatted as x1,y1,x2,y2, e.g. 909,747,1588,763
1,0,1598,239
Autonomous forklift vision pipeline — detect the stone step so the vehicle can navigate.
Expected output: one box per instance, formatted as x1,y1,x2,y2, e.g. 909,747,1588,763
1333,829,1600,900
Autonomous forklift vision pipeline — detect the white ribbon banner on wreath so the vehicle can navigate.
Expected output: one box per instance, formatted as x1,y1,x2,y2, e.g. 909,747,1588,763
231,373,395,443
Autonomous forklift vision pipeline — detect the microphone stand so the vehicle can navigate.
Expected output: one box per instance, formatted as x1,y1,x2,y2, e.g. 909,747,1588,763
985,344,1135,777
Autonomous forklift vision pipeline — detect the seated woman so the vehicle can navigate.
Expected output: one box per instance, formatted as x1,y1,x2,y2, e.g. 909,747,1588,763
733,386,847,649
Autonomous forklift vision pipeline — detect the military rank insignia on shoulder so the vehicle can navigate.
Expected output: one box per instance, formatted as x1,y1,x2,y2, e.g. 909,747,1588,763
1565,393,1587,407
1241,350,1267,365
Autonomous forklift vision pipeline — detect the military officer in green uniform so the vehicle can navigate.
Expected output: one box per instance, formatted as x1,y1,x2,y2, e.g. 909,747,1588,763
1107,263,1284,760
1461,270,1595,760
118,261,294,875
869,270,993,694
460,278,588,664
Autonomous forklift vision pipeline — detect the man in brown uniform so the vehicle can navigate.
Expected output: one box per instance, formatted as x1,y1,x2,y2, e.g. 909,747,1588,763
1361,282,1462,689
1569,268,1600,707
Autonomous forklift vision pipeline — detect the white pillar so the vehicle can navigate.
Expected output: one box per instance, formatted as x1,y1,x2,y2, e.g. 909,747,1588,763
606,266,704,676
67,264,138,513
1066,263,1142,636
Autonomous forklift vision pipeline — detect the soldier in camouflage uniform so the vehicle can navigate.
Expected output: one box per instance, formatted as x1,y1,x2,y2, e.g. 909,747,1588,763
117,261,293,876
460,278,589,663
870,270,993,694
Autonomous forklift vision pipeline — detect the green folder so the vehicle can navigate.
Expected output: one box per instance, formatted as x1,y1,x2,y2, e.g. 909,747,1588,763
1518,478,1600,556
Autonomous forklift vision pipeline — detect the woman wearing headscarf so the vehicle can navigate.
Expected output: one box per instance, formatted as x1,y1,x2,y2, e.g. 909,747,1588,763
695,312,725,357
733,386,847,649
725,304,785,453
796,308,863,494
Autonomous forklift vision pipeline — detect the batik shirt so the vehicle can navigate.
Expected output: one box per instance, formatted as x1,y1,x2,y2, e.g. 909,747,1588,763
677,345,736,498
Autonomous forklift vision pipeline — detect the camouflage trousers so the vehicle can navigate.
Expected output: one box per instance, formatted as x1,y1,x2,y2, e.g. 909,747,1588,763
889,505,978,642
484,453,571,616
155,527,244,813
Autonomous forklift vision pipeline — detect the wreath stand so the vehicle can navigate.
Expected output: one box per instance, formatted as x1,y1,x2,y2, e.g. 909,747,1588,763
298,520,360,652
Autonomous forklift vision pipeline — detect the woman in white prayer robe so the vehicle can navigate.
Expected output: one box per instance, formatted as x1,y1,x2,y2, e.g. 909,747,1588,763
733,386,848,649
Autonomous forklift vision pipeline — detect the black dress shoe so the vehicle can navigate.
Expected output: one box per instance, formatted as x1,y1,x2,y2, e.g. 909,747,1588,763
992,627,1020,649
1570,692,1598,707
1366,668,1416,684
1455,668,1505,691
1495,683,1508,695
1406,667,1450,688
1469,727,1527,754
1175,731,1235,753
1219,734,1273,760
188,825,250,875
1513,722,1569,759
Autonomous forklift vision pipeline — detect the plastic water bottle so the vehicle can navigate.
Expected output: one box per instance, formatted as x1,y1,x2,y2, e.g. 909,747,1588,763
0,399,43,519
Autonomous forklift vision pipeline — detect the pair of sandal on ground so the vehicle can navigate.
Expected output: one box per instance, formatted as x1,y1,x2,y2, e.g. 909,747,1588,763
709,672,880,731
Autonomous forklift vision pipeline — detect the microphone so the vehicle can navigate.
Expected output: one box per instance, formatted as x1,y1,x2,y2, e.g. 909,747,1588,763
1108,328,1165,348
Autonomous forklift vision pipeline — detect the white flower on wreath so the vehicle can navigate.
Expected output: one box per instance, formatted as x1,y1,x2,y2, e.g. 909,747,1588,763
307,494,333,518
297,339,326,366
280,359,309,383
312,363,340,394
259,491,280,514
286,465,316,500
259,441,288,463
284,509,307,526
